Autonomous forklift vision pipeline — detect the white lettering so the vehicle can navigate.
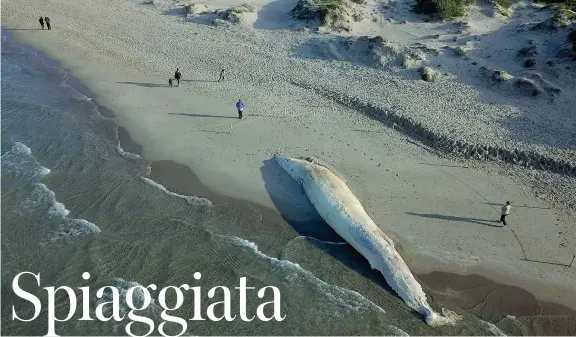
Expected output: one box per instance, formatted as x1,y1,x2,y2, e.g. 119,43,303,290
256,286,285,322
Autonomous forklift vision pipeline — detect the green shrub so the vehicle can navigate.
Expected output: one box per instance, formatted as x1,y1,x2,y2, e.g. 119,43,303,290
535,0,576,11
494,0,518,8
414,0,475,19
291,0,345,21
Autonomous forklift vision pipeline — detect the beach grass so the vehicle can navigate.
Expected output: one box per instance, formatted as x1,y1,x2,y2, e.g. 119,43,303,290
414,0,475,19
494,0,515,9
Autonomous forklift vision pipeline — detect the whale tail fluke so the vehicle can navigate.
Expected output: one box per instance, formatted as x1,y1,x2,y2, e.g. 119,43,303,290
424,308,462,327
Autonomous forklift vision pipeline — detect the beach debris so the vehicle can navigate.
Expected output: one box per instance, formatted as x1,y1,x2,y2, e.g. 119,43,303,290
419,67,437,82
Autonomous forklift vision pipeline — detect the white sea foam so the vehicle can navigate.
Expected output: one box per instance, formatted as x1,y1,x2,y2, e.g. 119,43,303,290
479,319,508,336
24,184,102,243
38,167,51,176
228,236,388,316
64,219,102,237
2,142,52,178
142,177,212,206
116,145,141,159
388,325,410,336
13,142,32,155
49,219,102,243
36,183,71,217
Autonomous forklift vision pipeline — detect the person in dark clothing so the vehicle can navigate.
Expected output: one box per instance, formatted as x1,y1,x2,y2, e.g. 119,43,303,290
174,68,182,86
44,17,51,30
236,99,244,119
168,78,173,88
218,69,225,82
39,17,45,29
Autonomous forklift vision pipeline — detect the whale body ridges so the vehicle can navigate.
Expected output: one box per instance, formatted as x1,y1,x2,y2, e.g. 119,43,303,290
274,154,460,326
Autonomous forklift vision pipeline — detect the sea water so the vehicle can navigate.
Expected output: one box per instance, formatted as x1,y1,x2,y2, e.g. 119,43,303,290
1,34,508,336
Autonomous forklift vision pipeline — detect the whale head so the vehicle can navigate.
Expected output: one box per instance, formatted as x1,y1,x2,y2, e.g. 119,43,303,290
273,155,308,184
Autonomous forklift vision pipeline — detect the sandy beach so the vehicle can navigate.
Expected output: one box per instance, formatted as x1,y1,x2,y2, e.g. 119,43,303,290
3,0,576,332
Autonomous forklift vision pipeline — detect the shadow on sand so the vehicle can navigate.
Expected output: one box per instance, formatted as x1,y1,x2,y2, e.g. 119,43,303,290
3,28,43,31
406,212,501,227
253,0,300,30
117,81,167,88
168,112,236,119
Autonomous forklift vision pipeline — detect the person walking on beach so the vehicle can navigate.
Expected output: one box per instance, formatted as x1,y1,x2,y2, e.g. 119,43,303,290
218,69,225,82
39,17,45,29
44,16,51,30
174,68,182,86
236,99,244,119
499,201,511,226
168,78,173,88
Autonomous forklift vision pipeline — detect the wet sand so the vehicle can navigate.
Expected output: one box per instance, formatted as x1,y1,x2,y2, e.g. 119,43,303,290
146,155,576,335
114,98,576,334
420,271,576,335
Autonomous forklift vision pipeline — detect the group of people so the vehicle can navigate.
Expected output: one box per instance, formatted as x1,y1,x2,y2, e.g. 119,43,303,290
168,68,244,119
38,16,51,30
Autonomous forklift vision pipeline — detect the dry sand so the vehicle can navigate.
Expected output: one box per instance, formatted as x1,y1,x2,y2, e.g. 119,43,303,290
3,0,576,316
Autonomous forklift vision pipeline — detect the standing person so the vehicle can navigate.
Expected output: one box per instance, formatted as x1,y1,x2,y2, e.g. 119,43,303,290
236,99,244,119
44,16,51,30
39,17,45,29
499,201,511,226
174,68,182,86
218,69,225,82
168,78,173,88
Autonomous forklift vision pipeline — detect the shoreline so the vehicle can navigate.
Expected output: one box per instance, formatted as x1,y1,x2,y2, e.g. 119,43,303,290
2,2,576,329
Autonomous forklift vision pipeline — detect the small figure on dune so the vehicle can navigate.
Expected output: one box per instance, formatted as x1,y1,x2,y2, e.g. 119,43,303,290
236,99,244,119
168,78,173,88
44,16,51,30
174,68,182,86
218,69,225,82
39,17,45,30
499,201,511,227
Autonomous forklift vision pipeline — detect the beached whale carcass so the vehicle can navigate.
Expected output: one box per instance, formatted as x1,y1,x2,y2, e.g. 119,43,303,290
274,155,458,326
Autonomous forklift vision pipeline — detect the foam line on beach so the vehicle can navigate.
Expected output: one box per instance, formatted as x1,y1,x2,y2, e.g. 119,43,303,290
228,236,387,314
141,177,212,206
2,142,52,178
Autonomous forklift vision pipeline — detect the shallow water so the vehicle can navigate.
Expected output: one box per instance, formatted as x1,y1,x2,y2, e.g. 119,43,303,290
0,34,533,336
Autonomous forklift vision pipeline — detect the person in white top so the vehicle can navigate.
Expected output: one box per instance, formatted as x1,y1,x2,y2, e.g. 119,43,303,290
499,201,511,226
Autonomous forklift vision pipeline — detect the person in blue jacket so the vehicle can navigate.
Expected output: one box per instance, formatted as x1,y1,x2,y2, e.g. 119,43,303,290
236,99,244,119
